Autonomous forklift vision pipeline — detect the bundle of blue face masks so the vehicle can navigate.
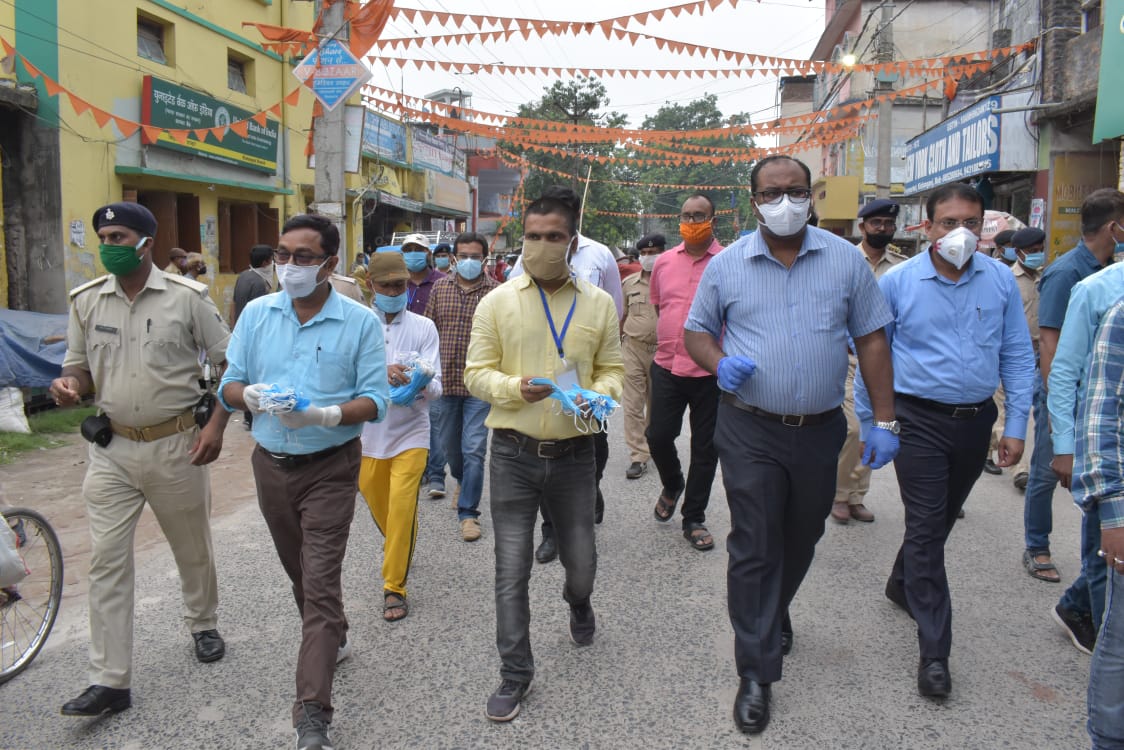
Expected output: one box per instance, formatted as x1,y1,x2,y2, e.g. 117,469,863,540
259,385,310,415
389,355,436,406
529,378,619,433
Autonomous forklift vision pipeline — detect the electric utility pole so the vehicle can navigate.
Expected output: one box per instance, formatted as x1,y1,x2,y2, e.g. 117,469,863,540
875,1,895,199
313,0,348,250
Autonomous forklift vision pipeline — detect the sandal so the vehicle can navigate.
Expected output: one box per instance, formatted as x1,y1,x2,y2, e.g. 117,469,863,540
683,522,715,551
654,487,683,523
1023,549,1061,583
384,592,409,622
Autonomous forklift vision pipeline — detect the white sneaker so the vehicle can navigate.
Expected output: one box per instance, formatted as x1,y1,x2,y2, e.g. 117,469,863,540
428,484,446,499
336,636,352,664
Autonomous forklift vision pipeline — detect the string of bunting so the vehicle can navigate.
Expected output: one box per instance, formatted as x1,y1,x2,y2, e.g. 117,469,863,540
0,37,302,146
590,207,736,218
490,149,751,189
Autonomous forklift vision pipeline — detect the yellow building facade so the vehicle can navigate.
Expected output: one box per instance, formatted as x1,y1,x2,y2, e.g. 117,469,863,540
3,0,367,317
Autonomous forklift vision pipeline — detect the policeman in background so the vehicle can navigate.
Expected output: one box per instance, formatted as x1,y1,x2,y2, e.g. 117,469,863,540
620,233,663,479
832,199,906,524
51,202,231,717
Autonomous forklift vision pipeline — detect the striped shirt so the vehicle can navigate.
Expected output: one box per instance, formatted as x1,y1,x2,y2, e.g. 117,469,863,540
685,226,892,414
424,274,499,397
1074,299,1124,529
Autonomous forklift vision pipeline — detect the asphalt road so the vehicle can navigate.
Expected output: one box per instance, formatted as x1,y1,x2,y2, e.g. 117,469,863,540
0,421,1092,749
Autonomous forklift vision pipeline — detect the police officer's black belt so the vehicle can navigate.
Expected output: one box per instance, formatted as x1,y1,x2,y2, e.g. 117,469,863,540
494,428,591,459
897,393,990,419
263,437,358,470
721,394,840,427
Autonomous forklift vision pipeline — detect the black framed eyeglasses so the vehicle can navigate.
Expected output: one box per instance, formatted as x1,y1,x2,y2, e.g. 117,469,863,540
679,212,713,224
273,250,328,266
935,218,983,231
752,188,812,205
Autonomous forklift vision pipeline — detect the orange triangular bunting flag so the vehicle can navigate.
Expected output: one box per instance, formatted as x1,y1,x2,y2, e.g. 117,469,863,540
67,92,91,116
269,102,283,117
114,117,140,138
193,128,210,141
169,129,191,145
252,111,269,126
43,76,62,97
21,59,41,78
141,125,163,143
230,120,250,137
91,107,112,128
285,88,302,105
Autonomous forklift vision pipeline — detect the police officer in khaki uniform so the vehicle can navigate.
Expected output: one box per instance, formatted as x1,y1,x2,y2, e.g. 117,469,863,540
832,199,907,524
50,202,231,717
620,233,664,479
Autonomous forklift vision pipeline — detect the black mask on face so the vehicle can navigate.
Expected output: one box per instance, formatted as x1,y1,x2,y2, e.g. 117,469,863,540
865,232,895,250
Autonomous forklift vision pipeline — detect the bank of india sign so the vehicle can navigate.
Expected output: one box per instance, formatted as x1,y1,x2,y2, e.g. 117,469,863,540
904,97,999,195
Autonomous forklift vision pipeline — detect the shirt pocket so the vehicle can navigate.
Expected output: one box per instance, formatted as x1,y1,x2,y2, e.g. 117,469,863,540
564,324,602,373
969,299,1004,351
626,291,648,313
812,287,848,332
88,329,121,373
316,350,355,395
143,323,189,370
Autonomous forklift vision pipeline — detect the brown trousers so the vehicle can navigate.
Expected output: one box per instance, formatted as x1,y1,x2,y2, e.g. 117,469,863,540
251,439,361,726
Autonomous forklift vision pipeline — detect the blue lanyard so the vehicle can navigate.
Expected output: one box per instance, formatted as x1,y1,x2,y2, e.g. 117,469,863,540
538,285,577,360
407,285,419,310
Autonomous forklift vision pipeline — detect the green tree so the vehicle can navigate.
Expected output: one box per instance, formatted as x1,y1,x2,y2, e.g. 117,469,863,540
635,94,757,244
500,77,640,249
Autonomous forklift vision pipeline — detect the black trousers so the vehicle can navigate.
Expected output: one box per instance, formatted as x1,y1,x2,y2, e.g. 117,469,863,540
645,363,720,527
890,395,996,660
541,429,608,535
717,400,846,684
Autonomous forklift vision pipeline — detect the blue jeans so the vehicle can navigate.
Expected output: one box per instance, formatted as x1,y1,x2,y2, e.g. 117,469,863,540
1060,505,1107,627
437,395,490,520
424,399,446,488
1089,568,1124,749
490,431,597,683
1024,373,1056,552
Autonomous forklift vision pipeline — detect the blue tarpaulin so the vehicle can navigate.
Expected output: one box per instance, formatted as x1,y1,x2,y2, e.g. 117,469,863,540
0,309,67,388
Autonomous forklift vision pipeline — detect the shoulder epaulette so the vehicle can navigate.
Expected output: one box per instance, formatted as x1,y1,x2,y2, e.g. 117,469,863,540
68,275,110,298
166,273,209,294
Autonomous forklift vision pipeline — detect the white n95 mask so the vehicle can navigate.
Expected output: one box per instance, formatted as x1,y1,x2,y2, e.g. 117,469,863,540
934,227,978,270
756,195,810,238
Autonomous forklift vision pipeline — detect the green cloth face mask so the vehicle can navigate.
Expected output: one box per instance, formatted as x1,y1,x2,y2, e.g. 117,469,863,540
99,238,147,276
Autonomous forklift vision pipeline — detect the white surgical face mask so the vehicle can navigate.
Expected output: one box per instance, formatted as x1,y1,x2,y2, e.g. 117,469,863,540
640,255,658,273
933,226,979,270
276,260,327,299
756,195,810,238
252,263,274,284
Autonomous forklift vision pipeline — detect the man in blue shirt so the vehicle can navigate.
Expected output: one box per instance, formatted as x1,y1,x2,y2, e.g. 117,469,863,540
219,214,389,750
684,155,899,735
856,183,1035,700
1073,299,1124,748
1035,189,1123,654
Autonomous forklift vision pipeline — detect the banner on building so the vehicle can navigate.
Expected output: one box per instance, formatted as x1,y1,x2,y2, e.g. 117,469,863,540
424,170,470,215
362,110,408,164
1094,0,1124,143
411,127,460,177
904,97,1000,195
141,76,279,174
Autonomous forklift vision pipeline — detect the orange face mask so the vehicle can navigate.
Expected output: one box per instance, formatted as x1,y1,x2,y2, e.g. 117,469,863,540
680,220,713,245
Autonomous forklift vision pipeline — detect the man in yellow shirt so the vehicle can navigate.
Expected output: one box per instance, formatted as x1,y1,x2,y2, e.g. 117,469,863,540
465,191,624,723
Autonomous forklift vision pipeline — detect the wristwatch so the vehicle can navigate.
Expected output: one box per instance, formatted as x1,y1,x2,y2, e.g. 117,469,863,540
874,420,901,435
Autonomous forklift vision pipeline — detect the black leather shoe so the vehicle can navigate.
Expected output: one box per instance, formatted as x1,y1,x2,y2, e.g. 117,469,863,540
781,610,793,656
569,599,596,646
535,535,557,564
733,678,771,734
193,629,226,663
917,658,951,698
626,461,647,479
61,685,131,716
983,458,1002,475
884,578,915,620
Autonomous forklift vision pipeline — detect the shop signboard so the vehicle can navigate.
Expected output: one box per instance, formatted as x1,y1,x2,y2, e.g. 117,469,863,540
1094,0,1124,142
362,110,408,164
904,97,1000,194
411,127,458,177
292,39,371,111
141,75,280,175
424,170,470,214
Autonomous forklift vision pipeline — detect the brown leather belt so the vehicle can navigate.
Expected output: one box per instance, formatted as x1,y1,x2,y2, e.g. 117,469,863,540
721,394,841,427
493,429,592,459
111,408,196,442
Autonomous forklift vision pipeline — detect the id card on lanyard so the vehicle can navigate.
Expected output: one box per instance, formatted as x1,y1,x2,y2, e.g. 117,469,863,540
539,285,579,390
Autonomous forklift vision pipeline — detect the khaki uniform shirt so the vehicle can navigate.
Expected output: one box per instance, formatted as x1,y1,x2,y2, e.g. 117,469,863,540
621,272,657,345
62,267,231,428
330,273,365,303
1011,262,1041,354
854,241,907,280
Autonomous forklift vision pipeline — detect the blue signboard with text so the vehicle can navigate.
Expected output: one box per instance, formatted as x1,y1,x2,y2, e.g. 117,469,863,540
904,96,1000,195
293,39,371,111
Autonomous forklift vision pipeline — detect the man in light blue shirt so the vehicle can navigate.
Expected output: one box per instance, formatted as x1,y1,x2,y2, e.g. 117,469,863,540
684,155,898,735
219,214,388,750
855,182,1034,701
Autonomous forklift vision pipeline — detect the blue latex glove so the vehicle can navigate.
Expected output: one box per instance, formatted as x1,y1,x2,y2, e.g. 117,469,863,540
717,356,757,392
862,426,900,469
389,365,435,406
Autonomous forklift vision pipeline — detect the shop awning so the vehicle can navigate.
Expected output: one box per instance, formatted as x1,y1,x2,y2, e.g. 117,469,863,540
379,190,423,212
422,203,470,218
115,166,293,194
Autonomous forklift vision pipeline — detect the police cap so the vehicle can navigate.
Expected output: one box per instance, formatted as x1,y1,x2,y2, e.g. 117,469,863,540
92,202,158,238
636,233,666,251
857,199,900,220
1011,227,1046,249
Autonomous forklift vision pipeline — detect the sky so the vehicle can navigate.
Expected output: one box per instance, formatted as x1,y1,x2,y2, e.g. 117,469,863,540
365,0,828,131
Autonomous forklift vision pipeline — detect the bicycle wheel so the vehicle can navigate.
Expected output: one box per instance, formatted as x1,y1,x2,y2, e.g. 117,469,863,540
0,508,63,684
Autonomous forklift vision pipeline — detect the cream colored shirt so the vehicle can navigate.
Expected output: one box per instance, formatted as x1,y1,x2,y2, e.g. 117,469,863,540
621,271,658,345
330,273,365,303
63,267,230,427
854,241,907,280
465,273,624,441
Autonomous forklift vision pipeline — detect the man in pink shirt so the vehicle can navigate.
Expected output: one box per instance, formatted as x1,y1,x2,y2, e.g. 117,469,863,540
648,193,724,550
